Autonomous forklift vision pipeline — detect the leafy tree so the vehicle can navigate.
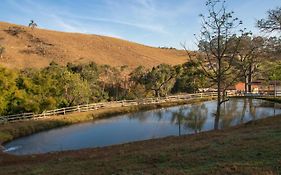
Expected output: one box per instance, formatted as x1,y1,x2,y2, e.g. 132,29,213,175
98,65,114,100
143,64,181,97
99,65,123,100
270,64,281,81
129,66,146,83
0,66,18,115
257,6,281,33
263,37,281,60
172,61,206,93
128,66,148,98
42,63,91,107
28,20,38,29
235,36,265,92
60,70,91,106
68,62,105,102
11,70,41,113
9,89,41,114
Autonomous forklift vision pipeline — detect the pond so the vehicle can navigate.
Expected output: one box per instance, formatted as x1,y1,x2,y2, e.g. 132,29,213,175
4,98,281,155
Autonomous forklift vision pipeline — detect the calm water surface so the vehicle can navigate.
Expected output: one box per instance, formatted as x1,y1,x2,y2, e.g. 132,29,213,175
4,98,281,155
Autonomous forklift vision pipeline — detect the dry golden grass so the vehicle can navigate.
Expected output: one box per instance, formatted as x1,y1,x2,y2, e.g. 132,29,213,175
0,21,187,69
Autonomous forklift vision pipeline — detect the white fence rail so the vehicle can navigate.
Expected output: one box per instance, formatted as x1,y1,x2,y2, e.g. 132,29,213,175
0,92,227,124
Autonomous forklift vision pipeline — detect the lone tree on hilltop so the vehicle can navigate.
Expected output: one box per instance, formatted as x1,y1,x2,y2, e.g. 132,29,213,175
28,20,38,29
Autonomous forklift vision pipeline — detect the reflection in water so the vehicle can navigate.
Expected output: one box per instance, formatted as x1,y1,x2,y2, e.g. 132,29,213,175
220,99,240,128
185,104,208,134
171,104,208,135
171,107,186,136
217,98,280,129
4,98,281,155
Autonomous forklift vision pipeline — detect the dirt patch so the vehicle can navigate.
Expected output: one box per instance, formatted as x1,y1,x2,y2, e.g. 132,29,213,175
3,26,25,37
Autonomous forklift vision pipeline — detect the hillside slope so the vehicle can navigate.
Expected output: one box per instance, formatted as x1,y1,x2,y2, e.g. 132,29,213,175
0,22,187,69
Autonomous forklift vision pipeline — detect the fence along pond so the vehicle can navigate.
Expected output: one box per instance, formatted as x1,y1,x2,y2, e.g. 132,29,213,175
0,92,219,123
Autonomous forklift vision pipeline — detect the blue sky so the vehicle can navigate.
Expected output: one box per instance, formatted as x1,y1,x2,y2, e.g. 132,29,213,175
0,0,280,49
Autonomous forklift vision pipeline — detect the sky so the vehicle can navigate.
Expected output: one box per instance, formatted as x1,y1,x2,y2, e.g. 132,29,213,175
0,0,280,49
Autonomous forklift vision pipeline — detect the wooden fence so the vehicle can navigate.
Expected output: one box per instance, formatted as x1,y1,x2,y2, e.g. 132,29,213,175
0,92,222,124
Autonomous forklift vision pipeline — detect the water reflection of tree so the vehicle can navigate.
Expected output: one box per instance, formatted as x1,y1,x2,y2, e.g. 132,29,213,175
219,99,241,128
127,110,151,122
171,107,186,136
237,98,258,123
127,108,173,123
155,108,171,121
184,104,208,134
171,104,208,135
219,98,258,129
249,99,257,120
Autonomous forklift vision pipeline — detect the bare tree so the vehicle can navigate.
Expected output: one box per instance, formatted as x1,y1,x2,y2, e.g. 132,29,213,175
184,0,251,129
257,6,281,33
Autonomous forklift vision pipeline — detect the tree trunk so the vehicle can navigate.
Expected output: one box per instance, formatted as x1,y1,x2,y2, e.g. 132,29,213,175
248,64,252,93
244,75,248,93
155,89,160,97
214,87,221,130
214,66,221,130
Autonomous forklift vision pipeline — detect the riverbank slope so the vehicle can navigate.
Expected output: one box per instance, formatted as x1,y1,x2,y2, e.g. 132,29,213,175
1,113,281,175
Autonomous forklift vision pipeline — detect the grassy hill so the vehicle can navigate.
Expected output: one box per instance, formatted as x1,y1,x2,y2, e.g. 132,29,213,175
0,22,187,69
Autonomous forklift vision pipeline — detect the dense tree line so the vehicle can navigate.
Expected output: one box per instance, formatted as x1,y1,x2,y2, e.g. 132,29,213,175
0,61,205,116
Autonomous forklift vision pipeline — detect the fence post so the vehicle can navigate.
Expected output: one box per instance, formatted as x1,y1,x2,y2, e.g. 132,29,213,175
63,108,66,115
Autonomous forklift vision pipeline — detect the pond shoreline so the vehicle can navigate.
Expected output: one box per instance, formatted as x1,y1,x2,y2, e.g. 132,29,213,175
1,113,281,174
0,97,215,149
256,97,281,103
